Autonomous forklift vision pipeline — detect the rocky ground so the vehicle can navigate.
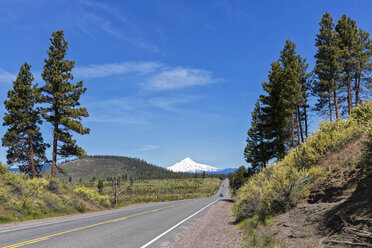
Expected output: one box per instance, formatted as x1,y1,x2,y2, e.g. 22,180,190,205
164,199,244,248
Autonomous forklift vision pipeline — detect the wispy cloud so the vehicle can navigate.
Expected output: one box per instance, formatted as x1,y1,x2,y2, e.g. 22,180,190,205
0,69,16,84
148,96,196,112
86,96,151,124
86,94,198,124
75,61,222,91
132,144,159,152
75,62,162,79
77,0,161,53
145,67,221,91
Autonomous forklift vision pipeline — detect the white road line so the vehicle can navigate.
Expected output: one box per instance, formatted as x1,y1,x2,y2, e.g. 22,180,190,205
140,198,220,248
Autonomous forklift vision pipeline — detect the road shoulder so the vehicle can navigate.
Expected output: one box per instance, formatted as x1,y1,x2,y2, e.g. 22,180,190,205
163,199,244,248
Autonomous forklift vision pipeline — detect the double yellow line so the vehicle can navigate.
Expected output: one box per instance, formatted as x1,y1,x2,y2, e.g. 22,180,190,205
2,201,189,248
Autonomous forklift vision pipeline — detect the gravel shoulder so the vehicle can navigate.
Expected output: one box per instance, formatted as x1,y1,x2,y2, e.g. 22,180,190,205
163,199,244,248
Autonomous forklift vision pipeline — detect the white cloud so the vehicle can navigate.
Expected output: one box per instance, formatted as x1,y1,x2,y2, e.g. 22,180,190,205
75,62,162,79
132,144,159,152
86,96,150,124
148,96,196,112
85,94,197,124
75,61,221,91
145,67,220,91
0,69,16,84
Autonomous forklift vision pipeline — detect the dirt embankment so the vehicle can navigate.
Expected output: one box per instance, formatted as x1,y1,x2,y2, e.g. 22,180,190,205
269,138,372,248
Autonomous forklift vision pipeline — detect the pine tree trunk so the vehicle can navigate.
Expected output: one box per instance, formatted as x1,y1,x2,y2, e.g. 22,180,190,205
296,112,301,145
51,131,57,178
291,114,295,148
347,75,352,115
297,105,304,143
304,105,308,138
328,96,333,122
355,74,360,106
333,89,340,119
29,137,36,179
51,108,58,178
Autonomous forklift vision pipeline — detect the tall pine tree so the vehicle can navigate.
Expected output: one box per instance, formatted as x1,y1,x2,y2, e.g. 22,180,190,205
313,12,341,121
2,63,48,178
260,61,288,160
336,14,358,116
279,40,305,148
298,57,310,141
41,30,90,178
353,28,372,105
244,100,271,171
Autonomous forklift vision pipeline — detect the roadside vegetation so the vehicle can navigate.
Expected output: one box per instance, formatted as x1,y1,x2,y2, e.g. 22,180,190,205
0,162,104,224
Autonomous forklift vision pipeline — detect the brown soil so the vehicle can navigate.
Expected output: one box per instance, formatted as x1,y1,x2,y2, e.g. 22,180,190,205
269,138,372,248
164,199,244,248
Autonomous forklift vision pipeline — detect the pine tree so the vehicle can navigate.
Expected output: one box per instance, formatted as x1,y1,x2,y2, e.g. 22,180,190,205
353,28,372,105
336,15,358,116
41,30,90,178
244,100,271,171
297,56,310,142
260,61,288,159
313,12,341,121
2,63,48,178
279,40,305,147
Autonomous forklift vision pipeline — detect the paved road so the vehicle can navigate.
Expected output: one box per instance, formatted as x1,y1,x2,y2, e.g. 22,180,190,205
0,179,229,248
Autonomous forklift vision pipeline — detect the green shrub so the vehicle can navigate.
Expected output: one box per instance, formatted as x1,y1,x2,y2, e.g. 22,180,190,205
350,100,372,124
76,202,87,213
0,171,79,215
285,119,364,170
362,121,372,173
0,162,7,175
74,186,111,207
4,196,23,212
234,165,323,220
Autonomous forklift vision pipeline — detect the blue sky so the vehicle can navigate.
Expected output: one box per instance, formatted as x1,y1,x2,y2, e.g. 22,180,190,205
0,0,371,169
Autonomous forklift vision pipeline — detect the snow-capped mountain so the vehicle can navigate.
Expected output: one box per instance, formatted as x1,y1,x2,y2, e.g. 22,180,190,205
167,157,219,173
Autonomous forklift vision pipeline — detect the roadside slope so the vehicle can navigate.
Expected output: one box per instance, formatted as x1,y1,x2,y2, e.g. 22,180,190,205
270,137,372,247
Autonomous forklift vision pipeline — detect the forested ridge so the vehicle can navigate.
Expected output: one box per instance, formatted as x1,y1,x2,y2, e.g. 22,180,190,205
41,155,215,182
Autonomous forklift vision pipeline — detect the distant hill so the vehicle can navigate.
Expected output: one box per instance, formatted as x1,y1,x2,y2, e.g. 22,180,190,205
41,155,192,182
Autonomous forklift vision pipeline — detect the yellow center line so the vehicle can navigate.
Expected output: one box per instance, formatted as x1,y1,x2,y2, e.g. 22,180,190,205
2,200,196,248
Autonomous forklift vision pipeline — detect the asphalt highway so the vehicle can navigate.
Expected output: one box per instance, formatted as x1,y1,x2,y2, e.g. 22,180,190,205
0,179,229,248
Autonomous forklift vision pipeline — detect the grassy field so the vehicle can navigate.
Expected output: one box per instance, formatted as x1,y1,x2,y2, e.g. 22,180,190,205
75,178,222,205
